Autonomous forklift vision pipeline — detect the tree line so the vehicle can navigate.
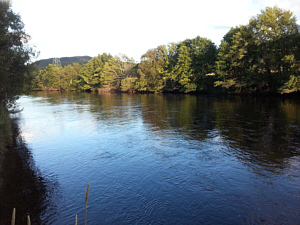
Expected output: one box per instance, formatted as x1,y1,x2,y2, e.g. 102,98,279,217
32,6,300,95
1,3,299,102
32,53,138,92
31,36,218,93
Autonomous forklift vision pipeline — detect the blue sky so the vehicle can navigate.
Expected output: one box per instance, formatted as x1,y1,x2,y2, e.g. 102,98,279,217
10,0,300,62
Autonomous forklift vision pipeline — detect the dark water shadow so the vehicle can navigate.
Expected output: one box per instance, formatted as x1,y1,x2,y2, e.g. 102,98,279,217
213,96,300,169
0,114,58,224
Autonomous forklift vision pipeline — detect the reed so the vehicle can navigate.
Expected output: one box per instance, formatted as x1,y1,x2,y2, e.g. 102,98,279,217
85,183,90,209
27,215,31,225
9,184,90,224
11,208,16,225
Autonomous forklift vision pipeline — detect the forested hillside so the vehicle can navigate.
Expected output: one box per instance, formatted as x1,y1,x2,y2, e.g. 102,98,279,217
34,56,92,68
32,6,300,95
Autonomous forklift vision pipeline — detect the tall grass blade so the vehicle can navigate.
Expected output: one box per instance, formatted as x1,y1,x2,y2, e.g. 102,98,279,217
11,208,16,225
27,215,31,225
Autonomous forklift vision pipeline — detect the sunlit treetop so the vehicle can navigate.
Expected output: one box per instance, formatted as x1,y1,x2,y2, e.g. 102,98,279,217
249,6,299,42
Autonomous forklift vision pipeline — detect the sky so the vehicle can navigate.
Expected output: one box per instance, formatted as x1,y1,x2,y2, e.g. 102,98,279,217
9,0,300,62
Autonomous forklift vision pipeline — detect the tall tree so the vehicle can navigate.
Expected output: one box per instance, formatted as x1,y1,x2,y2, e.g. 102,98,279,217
136,47,167,92
249,6,300,91
77,55,104,90
0,1,35,109
100,54,137,89
63,65,78,90
180,36,217,91
170,44,195,92
136,37,217,93
215,26,255,92
215,6,300,94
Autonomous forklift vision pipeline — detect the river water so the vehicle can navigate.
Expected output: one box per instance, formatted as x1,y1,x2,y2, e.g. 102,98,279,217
0,92,299,224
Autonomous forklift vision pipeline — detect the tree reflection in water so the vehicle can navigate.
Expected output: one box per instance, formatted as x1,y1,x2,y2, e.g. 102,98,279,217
0,113,58,224
139,94,300,169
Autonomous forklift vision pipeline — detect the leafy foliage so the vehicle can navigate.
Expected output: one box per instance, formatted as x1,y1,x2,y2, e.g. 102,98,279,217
279,75,300,93
29,6,300,95
33,54,137,92
136,38,217,93
0,1,36,109
215,6,300,94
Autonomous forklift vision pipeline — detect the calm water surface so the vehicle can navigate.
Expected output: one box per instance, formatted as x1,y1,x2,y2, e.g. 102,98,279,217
1,92,300,224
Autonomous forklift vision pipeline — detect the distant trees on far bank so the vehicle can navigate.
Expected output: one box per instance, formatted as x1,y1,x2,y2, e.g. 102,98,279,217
32,6,300,95
32,53,138,92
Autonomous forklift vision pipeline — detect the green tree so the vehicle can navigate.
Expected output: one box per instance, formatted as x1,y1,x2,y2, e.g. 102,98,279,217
121,77,137,92
72,62,83,75
31,68,50,90
100,52,113,63
181,36,217,91
136,47,167,92
100,54,137,89
279,75,300,93
215,6,300,94
77,55,104,90
100,57,120,89
76,53,136,91
63,65,78,90
40,64,63,90
215,26,255,92
249,6,300,91
170,45,195,92
114,54,137,79
136,37,217,93
32,63,80,91
0,1,36,109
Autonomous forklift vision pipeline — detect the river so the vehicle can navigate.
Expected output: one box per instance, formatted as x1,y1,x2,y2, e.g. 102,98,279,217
0,92,299,224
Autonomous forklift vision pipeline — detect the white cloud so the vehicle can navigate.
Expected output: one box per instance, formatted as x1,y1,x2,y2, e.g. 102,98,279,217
11,0,300,62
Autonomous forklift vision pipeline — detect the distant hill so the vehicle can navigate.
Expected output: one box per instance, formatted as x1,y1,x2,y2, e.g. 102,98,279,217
34,56,92,68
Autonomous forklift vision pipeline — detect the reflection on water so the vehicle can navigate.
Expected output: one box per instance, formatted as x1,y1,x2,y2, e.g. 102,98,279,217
0,113,58,224
1,92,299,224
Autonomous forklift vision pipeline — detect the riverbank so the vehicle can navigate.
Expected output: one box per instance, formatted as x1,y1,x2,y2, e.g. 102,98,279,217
0,107,13,162
31,88,300,100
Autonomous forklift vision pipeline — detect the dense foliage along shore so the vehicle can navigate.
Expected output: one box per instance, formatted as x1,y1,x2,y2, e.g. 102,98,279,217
32,6,300,95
